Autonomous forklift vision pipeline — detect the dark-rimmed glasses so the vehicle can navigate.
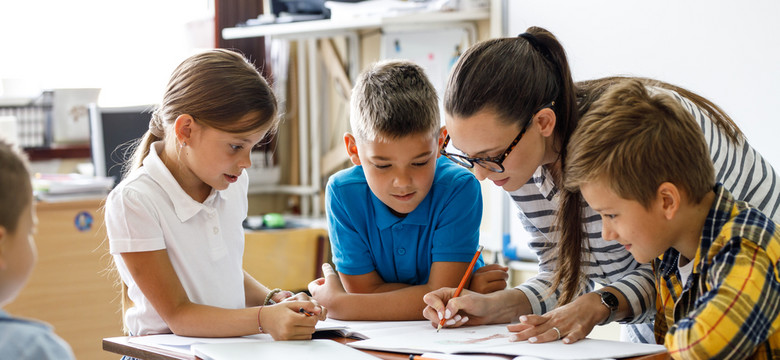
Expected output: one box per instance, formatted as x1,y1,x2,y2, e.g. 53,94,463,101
440,101,554,173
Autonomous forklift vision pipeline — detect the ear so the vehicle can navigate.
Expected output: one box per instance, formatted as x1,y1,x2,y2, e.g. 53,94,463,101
436,127,446,158
535,108,557,138
657,182,681,220
173,114,196,146
344,133,361,166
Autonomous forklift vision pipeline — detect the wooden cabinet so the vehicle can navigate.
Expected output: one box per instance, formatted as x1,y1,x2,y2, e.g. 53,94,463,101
6,199,122,360
243,228,330,292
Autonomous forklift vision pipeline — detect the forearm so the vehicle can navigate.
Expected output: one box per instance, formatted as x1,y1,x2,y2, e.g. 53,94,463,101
327,284,435,320
165,303,260,337
244,270,271,307
487,288,533,323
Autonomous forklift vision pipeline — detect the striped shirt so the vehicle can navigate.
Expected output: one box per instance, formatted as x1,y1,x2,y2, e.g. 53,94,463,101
508,86,780,343
654,184,780,359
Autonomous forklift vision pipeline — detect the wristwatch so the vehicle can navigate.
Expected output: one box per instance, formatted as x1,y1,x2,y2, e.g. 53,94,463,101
595,289,619,325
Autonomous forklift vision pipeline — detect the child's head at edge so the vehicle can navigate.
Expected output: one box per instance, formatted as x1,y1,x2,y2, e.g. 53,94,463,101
0,139,36,307
127,48,279,178
563,78,716,263
345,59,442,216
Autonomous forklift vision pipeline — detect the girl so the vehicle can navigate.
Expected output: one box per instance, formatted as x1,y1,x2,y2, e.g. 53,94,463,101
422,26,780,344
105,49,325,340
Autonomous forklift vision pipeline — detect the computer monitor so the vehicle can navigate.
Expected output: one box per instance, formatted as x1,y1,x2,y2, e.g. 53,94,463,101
89,104,154,185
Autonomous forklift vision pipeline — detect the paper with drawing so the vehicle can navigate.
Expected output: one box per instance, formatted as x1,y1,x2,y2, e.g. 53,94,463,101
348,324,667,360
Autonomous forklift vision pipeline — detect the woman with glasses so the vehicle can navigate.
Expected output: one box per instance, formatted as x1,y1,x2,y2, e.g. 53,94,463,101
423,26,780,345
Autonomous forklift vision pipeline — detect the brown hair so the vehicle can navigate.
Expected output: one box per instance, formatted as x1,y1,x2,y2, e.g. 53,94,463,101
126,48,278,177
444,26,578,185
553,77,740,305
350,59,440,142
0,139,32,234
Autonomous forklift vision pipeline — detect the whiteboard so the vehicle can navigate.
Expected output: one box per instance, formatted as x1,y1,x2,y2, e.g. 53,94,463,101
504,0,780,169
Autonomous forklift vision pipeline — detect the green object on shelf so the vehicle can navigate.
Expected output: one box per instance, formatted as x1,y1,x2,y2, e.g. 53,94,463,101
263,213,286,228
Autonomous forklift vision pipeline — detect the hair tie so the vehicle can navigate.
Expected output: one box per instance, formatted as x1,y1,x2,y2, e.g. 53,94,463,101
518,32,554,63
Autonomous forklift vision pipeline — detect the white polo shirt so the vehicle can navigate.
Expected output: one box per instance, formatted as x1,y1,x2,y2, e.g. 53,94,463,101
106,142,247,335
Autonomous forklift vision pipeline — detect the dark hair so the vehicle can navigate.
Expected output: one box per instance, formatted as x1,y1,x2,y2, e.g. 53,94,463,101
128,48,278,176
444,26,578,185
0,139,32,234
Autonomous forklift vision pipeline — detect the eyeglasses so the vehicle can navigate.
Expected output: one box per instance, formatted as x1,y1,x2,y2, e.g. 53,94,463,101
440,102,554,173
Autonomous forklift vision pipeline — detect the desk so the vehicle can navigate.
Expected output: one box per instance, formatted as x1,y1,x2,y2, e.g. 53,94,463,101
103,334,671,360
222,10,489,217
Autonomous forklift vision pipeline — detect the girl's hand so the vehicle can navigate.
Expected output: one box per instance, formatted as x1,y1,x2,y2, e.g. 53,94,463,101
258,301,325,340
272,290,295,303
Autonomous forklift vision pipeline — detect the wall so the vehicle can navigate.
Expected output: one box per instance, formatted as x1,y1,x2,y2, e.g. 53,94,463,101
505,0,780,169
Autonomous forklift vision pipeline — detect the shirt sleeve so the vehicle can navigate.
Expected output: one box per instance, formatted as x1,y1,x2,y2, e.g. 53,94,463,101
663,237,780,359
325,178,375,276
430,172,484,265
105,186,166,254
515,210,656,323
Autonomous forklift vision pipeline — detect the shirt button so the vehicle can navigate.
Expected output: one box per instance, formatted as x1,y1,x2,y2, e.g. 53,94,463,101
397,248,406,255
395,225,404,231
213,227,219,234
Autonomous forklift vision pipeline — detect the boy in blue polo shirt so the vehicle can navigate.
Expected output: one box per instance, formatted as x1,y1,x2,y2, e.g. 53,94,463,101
308,60,508,320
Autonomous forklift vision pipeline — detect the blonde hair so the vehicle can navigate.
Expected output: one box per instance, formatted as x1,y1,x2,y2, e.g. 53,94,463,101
0,139,32,234
127,48,278,177
554,78,716,304
350,59,439,143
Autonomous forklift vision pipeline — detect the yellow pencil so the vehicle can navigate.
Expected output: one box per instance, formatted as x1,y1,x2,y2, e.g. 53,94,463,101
437,245,483,332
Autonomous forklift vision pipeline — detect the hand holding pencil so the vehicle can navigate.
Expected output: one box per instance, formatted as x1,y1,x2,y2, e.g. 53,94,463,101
436,245,483,332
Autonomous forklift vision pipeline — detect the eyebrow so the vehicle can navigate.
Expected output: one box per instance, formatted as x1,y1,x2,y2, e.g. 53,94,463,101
371,150,432,161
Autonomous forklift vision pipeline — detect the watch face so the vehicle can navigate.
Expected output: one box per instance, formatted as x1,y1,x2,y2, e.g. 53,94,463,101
601,291,619,309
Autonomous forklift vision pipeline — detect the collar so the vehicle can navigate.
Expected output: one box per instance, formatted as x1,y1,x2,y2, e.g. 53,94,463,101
656,183,731,278
533,166,558,200
372,189,433,230
143,142,222,222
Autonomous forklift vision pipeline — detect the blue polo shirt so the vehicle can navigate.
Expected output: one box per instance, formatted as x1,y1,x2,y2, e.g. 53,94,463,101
326,156,484,285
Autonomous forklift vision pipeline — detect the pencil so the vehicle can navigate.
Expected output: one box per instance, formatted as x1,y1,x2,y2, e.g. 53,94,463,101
437,245,483,332
299,308,314,317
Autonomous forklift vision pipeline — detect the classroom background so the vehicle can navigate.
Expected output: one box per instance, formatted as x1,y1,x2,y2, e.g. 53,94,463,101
0,0,777,359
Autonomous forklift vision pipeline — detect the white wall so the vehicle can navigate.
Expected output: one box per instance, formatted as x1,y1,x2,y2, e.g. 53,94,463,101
506,0,780,169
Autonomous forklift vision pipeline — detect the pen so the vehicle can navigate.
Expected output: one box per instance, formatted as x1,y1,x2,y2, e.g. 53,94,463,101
437,245,483,332
299,307,315,317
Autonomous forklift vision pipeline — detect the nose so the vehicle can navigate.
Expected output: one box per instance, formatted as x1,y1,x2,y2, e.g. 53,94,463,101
393,168,412,188
238,150,252,169
472,165,490,181
601,221,617,242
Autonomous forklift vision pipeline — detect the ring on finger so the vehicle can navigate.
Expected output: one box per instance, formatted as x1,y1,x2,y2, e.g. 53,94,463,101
552,326,561,341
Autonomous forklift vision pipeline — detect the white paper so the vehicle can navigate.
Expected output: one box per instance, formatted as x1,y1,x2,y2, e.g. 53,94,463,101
348,324,667,360
128,333,271,356
192,339,378,360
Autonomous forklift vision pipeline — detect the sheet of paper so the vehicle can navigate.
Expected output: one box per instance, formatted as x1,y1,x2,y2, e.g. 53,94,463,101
192,339,379,360
348,324,667,360
128,333,272,356
318,318,432,339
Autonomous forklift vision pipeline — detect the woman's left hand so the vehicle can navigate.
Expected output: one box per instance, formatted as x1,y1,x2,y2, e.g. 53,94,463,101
507,292,607,344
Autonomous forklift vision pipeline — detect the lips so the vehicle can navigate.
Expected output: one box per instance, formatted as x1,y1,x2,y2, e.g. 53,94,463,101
492,177,509,187
392,193,415,201
224,174,239,183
